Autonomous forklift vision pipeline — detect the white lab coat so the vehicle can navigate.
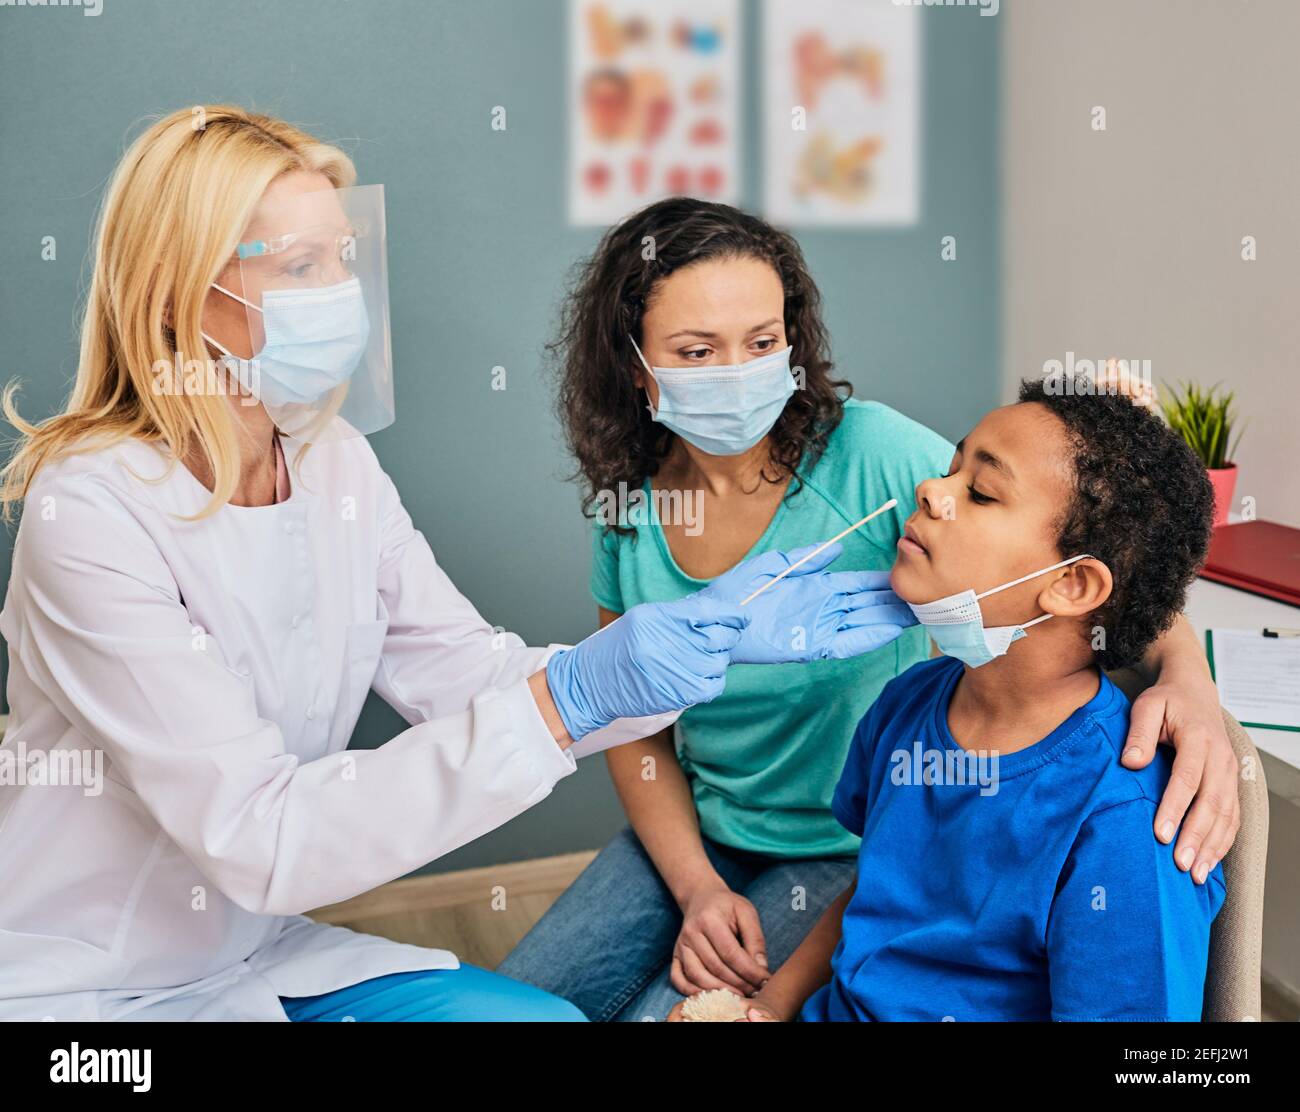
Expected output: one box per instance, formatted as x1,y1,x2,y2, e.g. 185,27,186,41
0,431,663,1021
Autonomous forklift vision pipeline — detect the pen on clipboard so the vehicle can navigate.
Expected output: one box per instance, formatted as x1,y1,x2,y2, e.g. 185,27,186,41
1263,628,1300,638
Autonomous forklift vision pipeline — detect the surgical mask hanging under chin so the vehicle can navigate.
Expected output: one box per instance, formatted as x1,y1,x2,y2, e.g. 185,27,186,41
907,554,1093,668
630,335,796,457
201,277,370,411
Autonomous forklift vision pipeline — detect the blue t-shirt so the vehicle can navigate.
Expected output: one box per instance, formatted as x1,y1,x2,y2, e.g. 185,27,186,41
802,656,1226,1022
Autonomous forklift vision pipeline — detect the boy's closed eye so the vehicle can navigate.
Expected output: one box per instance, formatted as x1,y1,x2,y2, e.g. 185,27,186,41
941,454,1001,506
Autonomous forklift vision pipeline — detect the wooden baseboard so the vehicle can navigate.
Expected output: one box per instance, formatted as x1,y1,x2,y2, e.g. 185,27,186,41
305,851,598,971
308,850,598,926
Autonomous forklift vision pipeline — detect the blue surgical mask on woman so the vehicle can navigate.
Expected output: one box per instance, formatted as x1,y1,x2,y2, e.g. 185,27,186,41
630,335,796,457
906,554,1093,668
202,277,370,409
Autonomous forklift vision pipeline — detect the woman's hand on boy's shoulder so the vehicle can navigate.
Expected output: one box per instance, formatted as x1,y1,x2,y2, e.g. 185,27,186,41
1122,673,1240,886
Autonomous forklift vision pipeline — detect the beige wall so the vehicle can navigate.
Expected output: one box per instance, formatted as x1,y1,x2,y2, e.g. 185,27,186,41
1003,0,1300,527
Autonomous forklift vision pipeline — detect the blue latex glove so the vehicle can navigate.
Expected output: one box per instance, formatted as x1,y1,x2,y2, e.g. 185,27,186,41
545,595,750,741
699,541,917,664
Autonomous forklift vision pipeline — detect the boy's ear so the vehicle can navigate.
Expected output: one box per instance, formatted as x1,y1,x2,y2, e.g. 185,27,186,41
1037,558,1112,618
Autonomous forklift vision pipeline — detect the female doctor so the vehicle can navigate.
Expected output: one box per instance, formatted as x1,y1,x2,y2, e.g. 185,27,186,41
0,107,911,1022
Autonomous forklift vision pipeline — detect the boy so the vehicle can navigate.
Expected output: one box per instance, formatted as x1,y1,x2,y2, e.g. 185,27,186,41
688,380,1225,1022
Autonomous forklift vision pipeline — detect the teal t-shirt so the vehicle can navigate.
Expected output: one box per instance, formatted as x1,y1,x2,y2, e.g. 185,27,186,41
590,399,955,858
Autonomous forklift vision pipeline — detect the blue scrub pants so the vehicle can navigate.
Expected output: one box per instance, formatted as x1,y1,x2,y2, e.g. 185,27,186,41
279,964,587,1022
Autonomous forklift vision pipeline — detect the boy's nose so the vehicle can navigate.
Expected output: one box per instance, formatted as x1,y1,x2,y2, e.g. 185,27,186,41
916,475,950,518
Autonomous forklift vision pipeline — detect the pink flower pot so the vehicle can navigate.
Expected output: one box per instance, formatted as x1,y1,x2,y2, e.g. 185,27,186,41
1207,463,1238,526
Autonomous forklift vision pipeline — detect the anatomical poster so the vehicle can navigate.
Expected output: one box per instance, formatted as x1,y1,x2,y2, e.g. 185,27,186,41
569,0,741,225
762,0,920,226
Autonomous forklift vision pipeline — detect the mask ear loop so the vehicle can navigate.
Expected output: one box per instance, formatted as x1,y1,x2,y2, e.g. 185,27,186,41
202,283,263,365
212,282,263,315
974,554,1095,629
627,333,651,372
628,334,659,418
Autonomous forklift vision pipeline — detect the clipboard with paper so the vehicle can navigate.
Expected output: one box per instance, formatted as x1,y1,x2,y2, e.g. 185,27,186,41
1206,628,1300,732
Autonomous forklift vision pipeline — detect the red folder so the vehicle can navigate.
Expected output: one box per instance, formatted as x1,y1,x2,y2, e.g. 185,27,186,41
1200,520,1300,608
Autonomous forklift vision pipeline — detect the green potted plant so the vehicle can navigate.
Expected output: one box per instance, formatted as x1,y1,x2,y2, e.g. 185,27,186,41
1160,382,1244,526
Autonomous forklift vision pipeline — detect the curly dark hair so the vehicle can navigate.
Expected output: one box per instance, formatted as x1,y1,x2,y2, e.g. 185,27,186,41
1017,379,1214,670
551,198,851,532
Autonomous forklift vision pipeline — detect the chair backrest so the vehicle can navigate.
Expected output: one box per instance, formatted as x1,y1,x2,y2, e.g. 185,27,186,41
1108,669,1269,1021
1201,707,1270,1021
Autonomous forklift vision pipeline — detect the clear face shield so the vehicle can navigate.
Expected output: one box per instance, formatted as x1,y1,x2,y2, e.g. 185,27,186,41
206,184,393,442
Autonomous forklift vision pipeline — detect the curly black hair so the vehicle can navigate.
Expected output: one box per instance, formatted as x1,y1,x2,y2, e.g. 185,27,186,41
1018,379,1214,670
551,198,851,532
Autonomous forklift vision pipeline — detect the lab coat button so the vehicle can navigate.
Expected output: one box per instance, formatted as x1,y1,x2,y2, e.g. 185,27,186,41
306,706,316,720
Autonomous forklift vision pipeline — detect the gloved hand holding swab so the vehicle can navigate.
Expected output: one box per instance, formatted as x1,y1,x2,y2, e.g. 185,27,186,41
739,498,898,606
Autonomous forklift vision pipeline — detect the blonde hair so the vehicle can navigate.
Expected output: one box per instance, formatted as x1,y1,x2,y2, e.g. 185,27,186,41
0,105,355,519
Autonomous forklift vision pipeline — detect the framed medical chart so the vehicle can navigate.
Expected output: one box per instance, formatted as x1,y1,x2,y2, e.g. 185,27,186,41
762,0,921,226
568,0,741,226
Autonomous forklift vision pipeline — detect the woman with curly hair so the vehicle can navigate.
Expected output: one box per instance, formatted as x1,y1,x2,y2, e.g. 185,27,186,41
498,198,1239,1022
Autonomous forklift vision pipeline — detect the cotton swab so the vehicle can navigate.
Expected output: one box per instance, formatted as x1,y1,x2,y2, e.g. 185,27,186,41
740,498,898,606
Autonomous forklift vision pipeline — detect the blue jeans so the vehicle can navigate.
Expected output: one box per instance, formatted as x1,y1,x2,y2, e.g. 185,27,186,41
496,827,856,1022
279,964,587,1022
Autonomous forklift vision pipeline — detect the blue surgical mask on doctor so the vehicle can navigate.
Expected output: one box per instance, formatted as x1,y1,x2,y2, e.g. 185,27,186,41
202,277,370,409
629,334,796,457
907,554,1093,668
